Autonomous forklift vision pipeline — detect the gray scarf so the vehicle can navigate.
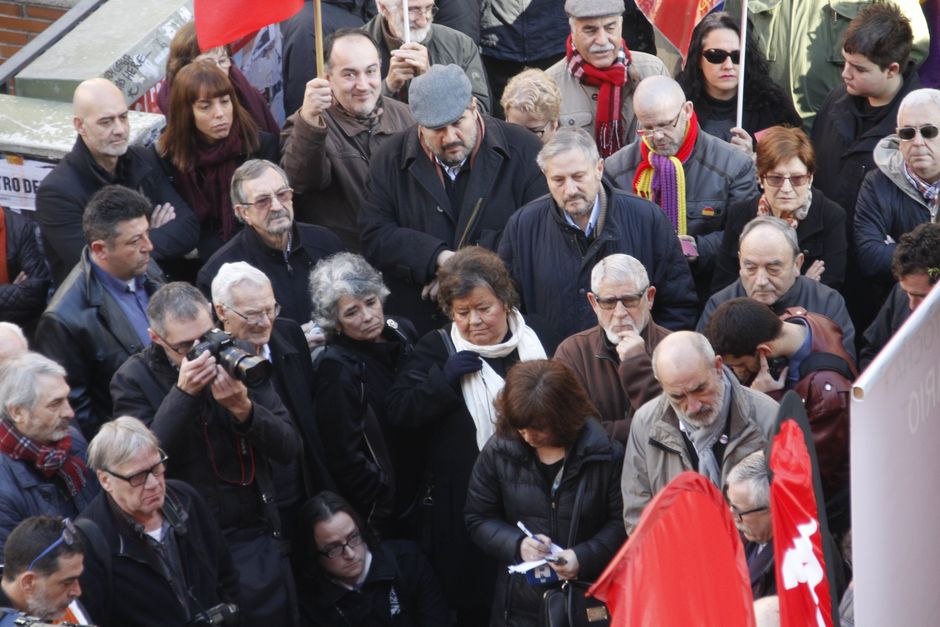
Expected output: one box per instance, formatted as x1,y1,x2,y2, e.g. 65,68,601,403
678,372,732,486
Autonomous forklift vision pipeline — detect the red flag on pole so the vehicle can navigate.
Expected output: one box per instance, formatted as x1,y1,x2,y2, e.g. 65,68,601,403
588,472,756,626
770,392,842,627
194,0,304,50
636,0,722,62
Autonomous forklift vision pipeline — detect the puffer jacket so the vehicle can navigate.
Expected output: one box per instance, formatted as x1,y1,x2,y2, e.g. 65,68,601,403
0,206,50,325
854,135,934,284
465,419,625,627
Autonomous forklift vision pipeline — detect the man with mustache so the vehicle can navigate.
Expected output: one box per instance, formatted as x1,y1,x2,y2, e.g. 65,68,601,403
621,331,776,534
499,127,698,353
196,159,343,350
545,0,667,157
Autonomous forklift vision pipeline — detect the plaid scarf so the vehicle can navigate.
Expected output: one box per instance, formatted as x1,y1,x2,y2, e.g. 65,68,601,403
0,419,88,497
903,163,940,218
632,111,699,235
565,35,631,157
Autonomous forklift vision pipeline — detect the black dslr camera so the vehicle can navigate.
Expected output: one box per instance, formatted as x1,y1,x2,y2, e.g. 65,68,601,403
187,329,271,387
192,603,239,625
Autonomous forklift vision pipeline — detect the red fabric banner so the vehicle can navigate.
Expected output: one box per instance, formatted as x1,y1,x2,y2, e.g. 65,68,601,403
588,472,756,626
194,0,304,50
635,0,722,61
771,420,835,627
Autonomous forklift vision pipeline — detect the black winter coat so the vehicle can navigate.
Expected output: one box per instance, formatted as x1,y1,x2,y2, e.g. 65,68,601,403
359,115,547,334
196,222,344,326
712,190,848,293
77,480,240,627
35,251,164,438
859,282,911,371
35,138,198,285
464,419,626,626
0,206,50,325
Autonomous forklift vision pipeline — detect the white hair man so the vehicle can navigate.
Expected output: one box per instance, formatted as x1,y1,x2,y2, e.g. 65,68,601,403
726,451,776,600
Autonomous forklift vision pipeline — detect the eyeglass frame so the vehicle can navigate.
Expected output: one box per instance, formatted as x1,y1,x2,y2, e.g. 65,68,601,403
223,302,282,326
702,48,741,65
239,187,294,214
761,174,811,188
729,504,769,523
897,124,940,141
103,450,169,488
317,530,364,559
591,285,649,310
407,4,438,18
28,518,79,572
635,108,685,138
153,330,200,357
526,121,554,138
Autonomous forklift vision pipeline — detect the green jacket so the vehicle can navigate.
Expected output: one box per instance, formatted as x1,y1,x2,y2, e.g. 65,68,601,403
723,0,930,130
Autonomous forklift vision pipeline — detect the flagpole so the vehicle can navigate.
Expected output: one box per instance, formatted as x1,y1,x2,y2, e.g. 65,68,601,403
402,0,411,43
735,0,748,128
314,0,324,76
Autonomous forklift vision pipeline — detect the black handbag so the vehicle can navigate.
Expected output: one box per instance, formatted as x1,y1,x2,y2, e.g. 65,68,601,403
538,475,611,627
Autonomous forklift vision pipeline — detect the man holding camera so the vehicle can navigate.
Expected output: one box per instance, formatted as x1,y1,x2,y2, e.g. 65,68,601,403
110,282,301,626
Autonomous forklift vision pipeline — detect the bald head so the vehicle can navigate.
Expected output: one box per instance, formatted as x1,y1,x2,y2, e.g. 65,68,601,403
652,331,725,427
652,331,716,379
72,78,129,171
0,322,27,363
633,76,692,157
634,76,686,114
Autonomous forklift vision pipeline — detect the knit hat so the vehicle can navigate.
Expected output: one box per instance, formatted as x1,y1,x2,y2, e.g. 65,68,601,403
564,0,625,18
409,64,472,128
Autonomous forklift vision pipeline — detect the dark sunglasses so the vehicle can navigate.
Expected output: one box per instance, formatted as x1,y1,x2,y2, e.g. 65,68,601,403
702,48,740,65
897,124,940,141
28,518,78,571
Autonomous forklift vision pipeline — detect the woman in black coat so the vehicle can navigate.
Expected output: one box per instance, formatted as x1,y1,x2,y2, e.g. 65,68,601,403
386,247,547,625
464,360,625,627
711,126,847,294
309,252,418,534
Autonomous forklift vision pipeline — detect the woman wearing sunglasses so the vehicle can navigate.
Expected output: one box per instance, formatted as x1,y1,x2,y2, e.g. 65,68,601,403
711,125,847,293
676,12,801,157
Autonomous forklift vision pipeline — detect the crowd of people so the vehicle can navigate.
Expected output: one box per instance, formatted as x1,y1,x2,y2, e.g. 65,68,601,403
0,0,937,625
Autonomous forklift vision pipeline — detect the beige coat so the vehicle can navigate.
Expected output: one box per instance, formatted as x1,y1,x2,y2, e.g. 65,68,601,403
546,50,668,138
621,369,778,534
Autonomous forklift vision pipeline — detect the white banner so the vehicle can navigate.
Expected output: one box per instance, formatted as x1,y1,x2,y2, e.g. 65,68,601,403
0,154,56,212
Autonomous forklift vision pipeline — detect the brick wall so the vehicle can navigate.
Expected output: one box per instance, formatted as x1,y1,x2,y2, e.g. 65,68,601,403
0,1,70,64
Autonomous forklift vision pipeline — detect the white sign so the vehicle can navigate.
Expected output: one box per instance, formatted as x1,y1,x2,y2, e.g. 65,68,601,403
0,154,55,212
851,281,940,625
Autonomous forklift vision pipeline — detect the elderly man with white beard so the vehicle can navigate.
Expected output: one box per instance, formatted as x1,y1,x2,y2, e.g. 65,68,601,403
620,331,777,534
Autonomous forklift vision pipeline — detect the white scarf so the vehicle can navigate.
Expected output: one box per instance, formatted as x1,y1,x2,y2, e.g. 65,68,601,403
450,308,546,450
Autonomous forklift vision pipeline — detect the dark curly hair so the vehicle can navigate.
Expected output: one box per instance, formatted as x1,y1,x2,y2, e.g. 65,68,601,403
704,297,782,358
892,222,940,283
437,246,519,315
677,12,789,113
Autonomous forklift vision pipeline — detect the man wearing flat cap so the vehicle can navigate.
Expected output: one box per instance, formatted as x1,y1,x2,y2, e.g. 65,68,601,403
546,0,668,157
359,64,548,334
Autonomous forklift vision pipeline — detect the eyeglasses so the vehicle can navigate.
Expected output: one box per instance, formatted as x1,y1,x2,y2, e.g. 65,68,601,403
407,4,438,18
636,110,684,138
104,451,169,488
225,303,281,325
153,331,199,357
762,174,811,188
197,52,232,71
241,188,293,213
317,530,364,559
592,286,648,310
897,124,940,141
28,518,78,572
729,504,768,523
702,48,740,65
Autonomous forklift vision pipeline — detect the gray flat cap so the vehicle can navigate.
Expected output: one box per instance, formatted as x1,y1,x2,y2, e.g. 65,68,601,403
565,0,624,18
409,64,472,128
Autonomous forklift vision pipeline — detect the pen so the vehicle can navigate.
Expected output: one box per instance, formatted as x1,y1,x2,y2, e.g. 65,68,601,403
516,521,546,546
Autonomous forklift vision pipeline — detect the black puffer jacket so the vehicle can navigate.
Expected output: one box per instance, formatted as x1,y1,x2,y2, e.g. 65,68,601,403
0,207,50,325
465,419,626,626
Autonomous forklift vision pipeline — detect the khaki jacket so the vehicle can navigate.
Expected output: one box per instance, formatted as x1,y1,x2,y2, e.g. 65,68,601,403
621,369,778,534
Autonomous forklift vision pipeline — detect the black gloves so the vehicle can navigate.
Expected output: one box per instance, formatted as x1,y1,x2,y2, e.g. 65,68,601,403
442,350,483,386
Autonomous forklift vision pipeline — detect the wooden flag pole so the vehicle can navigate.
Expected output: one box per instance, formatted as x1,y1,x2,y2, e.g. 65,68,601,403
314,0,325,76
736,0,748,129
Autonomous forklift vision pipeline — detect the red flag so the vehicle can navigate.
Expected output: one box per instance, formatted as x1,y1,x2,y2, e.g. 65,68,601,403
636,0,722,61
194,0,304,50
588,472,756,626
771,419,836,626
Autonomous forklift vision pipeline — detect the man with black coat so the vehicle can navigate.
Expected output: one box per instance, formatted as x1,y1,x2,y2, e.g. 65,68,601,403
35,78,197,285
0,206,50,328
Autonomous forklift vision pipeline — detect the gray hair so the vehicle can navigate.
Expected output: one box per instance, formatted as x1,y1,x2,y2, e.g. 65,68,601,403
651,331,716,380
87,416,160,471
230,159,290,210
309,252,389,338
536,127,600,171
739,215,800,259
0,352,67,422
590,254,649,293
898,88,940,122
211,262,272,307
727,450,770,509
147,282,212,338
0,322,28,362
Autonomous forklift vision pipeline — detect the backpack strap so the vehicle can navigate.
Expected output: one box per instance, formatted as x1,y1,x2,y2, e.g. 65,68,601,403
798,352,854,381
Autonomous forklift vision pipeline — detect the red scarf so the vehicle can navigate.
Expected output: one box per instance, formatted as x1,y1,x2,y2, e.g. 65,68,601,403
565,35,631,157
0,420,88,497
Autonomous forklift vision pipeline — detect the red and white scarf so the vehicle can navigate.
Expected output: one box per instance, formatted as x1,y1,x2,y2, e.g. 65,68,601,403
565,35,631,157
0,419,87,497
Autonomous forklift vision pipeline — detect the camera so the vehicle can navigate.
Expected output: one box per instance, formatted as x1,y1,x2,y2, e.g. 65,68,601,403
187,329,271,387
192,603,239,626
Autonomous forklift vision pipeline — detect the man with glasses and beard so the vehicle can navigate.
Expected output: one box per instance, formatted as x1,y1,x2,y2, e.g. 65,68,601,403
0,516,88,624
621,331,776,534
